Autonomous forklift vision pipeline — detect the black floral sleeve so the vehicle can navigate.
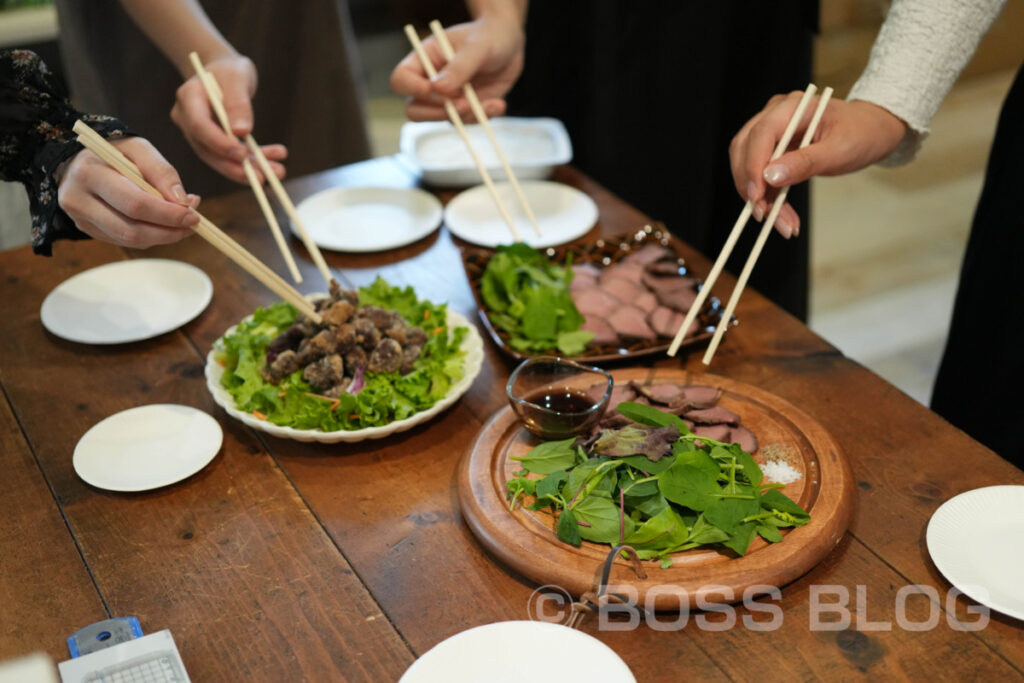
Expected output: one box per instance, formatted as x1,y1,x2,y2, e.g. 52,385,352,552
0,49,131,255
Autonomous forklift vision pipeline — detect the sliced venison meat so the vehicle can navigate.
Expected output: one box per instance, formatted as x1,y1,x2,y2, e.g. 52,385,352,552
622,243,673,265
693,424,732,445
606,383,639,413
599,276,646,303
655,285,698,313
685,405,741,425
606,305,657,341
570,273,598,292
644,260,685,277
584,381,613,405
671,385,722,408
628,381,685,404
573,287,621,317
641,272,697,294
647,306,688,338
600,261,645,284
634,291,658,313
729,425,759,453
573,262,603,280
581,315,619,346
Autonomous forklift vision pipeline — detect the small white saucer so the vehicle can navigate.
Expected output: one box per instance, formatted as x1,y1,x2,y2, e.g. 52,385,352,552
399,621,635,683
443,180,598,248
927,485,1024,621
73,405,223,492
41,259,212,345
293,186,443,252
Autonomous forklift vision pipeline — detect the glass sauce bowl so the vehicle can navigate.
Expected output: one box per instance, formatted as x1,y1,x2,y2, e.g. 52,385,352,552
506,357,612,439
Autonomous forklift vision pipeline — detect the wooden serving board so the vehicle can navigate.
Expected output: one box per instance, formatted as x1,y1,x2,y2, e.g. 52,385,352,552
458,369,855,610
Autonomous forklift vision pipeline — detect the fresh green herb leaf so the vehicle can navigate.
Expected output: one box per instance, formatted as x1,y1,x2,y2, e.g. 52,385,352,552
511,438,578,474
556,508,582,547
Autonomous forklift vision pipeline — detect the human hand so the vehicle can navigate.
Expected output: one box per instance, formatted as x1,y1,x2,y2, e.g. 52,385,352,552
170,54,287,183
57,137,200,249
390,17,524,121
729,93,908,237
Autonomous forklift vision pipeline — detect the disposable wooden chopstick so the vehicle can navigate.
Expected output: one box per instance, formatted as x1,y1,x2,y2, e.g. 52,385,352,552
427,20,541,237
402,24,521,241
72,121,322,323
187,52,303,285
701,87,834,365
666,84,819,357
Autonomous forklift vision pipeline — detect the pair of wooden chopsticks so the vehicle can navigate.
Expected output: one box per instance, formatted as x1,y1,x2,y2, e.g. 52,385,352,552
187,52,333,288
73,120,322,324
403,21,540,242
667,84,834,365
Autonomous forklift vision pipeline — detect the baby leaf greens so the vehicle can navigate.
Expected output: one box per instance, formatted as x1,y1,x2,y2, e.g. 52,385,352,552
506,402,810,567
479,243,593,355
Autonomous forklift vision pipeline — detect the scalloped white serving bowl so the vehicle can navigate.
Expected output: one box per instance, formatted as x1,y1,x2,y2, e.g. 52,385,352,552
206,309,483,443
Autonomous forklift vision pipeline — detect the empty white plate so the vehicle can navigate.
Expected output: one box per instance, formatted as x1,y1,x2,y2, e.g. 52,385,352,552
293,186,443,252
926,485,1024,621
41,259,212,345
399,621,635,683
444,180,599,248
74,405,223,492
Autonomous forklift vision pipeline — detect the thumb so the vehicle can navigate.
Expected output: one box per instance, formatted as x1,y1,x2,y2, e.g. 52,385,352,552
762,140,840,188
432,39,488,96
219,76,254,138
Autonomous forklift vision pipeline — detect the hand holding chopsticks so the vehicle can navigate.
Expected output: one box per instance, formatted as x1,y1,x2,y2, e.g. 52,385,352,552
667,84,825,359
73,120,322,324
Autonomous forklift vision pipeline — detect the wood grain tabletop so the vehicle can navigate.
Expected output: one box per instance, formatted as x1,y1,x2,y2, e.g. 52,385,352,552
1,158,1020,682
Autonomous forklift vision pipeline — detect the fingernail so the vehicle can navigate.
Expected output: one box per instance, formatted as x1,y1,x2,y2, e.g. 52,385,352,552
793,223,801,238
746,181,758,204
775,213,793,238
764,164,788,186
187,193,201,208
752,202,764,222
429,72,442,83
231,118,250,131
170,183,187,204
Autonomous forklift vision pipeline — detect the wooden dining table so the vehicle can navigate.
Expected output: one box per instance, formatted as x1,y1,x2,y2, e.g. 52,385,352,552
1,157,1021,682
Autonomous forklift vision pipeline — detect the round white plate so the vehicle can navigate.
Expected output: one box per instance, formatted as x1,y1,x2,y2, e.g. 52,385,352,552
73,405,223,492
444,180,598,248
400,621,635,683
293,186,443,252
926,485,1024,621
205,308,484,443
41,259,212,345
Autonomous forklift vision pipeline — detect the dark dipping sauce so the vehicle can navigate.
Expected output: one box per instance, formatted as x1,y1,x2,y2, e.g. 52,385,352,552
518,387,603,439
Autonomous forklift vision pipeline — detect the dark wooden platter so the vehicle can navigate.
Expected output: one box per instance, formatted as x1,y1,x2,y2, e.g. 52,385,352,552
458,368,855,610
460,224,736,363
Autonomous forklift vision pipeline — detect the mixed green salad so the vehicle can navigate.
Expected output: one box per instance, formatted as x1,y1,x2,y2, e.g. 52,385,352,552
214,278,467,431
480,243,593,355
507,402,810,568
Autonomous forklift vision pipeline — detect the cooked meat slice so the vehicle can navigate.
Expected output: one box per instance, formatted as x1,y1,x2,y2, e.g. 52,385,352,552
260,349,301,384
368,338,403,373
295,327,338,364
333,323,356,354
353,317,381,350
570,272,598,292
599,261,645,284
581,315,619,347
607,383,639,413
642,272,698,293
599,276,646,303
583,381,612,405
693,424,732,445
323,378,352,398
267,324,307,357
670,385,722,409
622,243,673,265
600,412,635,429
405,326,428,346
655,285,698,313
633,291,658,313
572,287,621,317
322,300,355,327
303,354,345,392
573,262,603,279
685,405,741,425
400,343,423,374
729,425,759,453
606,305,657,341
628,381,685,405
647,306,687,338
644,260,685,277
344,345,368,370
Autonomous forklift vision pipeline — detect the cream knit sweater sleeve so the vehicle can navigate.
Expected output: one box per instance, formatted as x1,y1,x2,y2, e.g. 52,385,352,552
847,0,1008,166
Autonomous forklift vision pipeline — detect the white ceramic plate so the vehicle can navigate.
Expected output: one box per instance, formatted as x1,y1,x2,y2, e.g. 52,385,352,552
400,117,573,188
292,186,443,252
73,404,223,492
205,309,484,443
400,621,635,683
926,485,1024,621
444,180,598,248
41,259,212,344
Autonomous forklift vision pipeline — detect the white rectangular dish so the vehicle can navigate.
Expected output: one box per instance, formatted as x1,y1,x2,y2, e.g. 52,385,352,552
399,116,573,188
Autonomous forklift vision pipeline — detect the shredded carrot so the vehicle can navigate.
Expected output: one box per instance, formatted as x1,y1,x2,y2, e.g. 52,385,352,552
217,358,226,368
278,391,286,398
252,410,267,421
348,413,360,420
329,399,340,412
423,309,431,320
432,326,444,335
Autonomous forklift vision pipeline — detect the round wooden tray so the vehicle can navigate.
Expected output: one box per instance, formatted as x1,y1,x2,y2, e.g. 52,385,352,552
458,369,854,610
